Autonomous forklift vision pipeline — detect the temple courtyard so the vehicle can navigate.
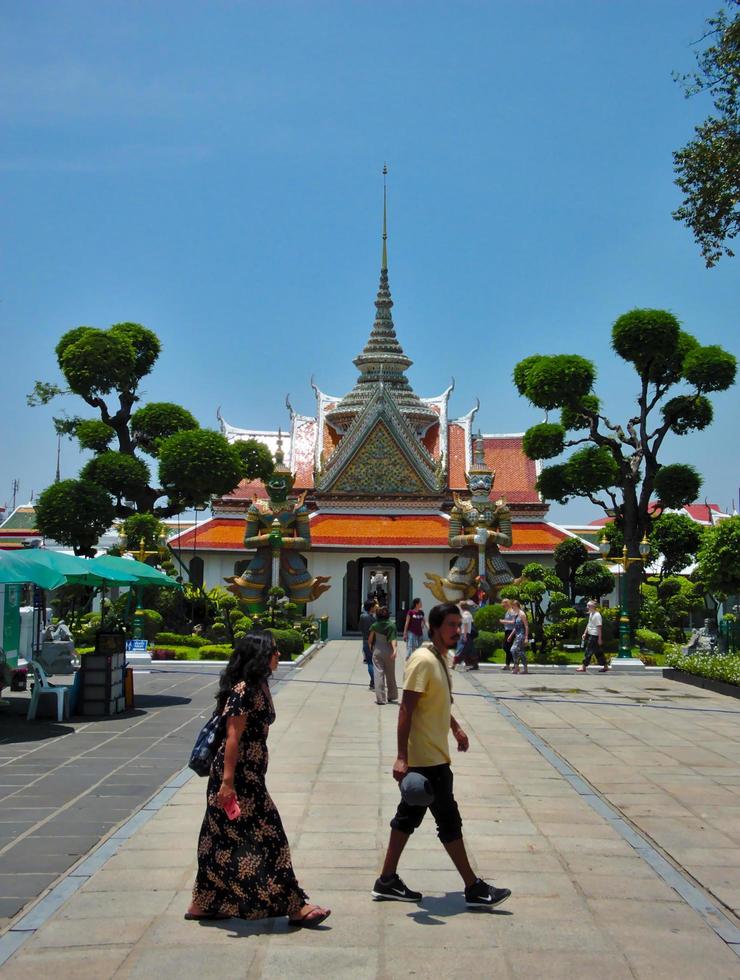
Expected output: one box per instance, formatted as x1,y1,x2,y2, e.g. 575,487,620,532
1,643,739,978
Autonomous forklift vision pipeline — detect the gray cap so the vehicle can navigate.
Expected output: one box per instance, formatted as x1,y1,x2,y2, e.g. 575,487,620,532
400,771,435,807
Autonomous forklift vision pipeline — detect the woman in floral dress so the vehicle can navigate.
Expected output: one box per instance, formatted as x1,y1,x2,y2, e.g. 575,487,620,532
186,632,330,926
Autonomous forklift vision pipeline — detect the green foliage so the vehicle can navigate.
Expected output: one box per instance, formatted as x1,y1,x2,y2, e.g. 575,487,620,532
535,464,570,504
611,309,682,379
653,464,702,509
661,395,713,435
158,429,243,508
682,345,737,393
574,560,615,599
136,608,163,642
696,515,740,598
233,438,275,482
35,479,115,556
131,402,199,456
672,2,740,267
265,628,304,658
666,649,740,687
58,327,138,399
554,537,589,600
108,322,161,382
522,423,565,460
81,451,150,500
473,630,504,660
473,603,505,632
515,355,595,410
635,628,665,654
565,446,620,494
651,512,704,578
198,644,234,660
75,419,115,451
561,394,600,431
154,632,209,648
122,513,166,551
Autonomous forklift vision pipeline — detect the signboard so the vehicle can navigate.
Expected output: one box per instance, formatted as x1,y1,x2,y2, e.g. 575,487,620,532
125,639,149,652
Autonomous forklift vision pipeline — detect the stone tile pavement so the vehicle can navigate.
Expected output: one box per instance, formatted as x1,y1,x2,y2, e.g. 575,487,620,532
1,642,739,978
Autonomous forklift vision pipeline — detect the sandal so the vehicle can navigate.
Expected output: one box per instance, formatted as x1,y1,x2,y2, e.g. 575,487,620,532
289,905,331,928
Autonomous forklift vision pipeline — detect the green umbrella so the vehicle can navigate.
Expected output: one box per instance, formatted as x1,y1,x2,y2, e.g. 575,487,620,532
0,550,67,590
15,549,139,586
88,554,180,587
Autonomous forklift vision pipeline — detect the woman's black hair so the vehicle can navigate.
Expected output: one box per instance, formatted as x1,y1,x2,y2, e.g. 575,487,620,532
216,630,276,711
428,602,461,638
411,597,422,609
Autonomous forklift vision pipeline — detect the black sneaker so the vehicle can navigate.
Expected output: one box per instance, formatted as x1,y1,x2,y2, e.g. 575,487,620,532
371,874,422,902
464,878,511,908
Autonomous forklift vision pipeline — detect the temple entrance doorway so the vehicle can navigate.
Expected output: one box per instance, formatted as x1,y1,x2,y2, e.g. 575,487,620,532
343,557,411,634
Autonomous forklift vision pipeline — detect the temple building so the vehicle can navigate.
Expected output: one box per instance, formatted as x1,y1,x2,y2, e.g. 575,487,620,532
169,197,592,638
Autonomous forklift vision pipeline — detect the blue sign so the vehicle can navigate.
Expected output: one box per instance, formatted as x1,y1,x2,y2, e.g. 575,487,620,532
126,639,149,652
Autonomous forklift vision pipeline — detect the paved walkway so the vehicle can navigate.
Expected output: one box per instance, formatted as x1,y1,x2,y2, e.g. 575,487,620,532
1,642,739,978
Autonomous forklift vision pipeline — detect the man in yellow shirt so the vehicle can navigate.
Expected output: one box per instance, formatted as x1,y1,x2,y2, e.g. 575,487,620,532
372,602,511,909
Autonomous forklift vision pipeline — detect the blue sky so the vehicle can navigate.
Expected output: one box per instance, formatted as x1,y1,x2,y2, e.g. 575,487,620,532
1,0,737,524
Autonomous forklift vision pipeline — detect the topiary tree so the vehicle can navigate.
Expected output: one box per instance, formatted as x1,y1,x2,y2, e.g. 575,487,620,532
553,537,589,601
35,479,115,556
514,309,736,623
695,514,740,604
574,560,616,601
28,323,275,550
650,512,704,579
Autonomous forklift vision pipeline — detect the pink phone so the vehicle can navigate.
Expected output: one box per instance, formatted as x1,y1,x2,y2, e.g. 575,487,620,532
223,794,241,820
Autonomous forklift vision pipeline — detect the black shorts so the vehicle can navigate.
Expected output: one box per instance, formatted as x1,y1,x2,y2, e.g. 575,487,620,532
390,763,463,844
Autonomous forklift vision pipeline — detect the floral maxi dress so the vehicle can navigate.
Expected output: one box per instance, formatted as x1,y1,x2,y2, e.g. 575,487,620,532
191,680,307,918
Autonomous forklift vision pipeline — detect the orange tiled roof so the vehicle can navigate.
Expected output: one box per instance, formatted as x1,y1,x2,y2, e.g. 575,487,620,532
169,515,573,554
483,436,539,504
447,423,467,488
311,514,449,547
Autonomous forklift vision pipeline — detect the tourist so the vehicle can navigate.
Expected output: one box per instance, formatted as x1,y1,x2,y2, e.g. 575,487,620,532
359,599,377,689
576,600,608,672
453,601,477,670
508,599,529,674
369,606,399,705
403,598,427,658
187,632,330,927
500,598,515,671
372,602,511,908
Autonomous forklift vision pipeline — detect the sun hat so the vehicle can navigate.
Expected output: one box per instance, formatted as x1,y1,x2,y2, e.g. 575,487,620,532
400,771,435,807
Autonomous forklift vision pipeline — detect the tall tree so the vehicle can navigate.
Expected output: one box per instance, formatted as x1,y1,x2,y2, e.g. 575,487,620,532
673,1,740,267
553,537,589,602
695,514,740,600
515,309,736,622
30,323,274,542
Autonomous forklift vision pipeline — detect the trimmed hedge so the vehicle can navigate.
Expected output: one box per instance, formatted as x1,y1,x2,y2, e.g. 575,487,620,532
635,628,665,655
265,628,304,658
154,632,209,648
473,604,505,633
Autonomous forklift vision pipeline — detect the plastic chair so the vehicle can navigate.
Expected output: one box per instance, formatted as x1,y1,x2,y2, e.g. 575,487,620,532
27,662,72,722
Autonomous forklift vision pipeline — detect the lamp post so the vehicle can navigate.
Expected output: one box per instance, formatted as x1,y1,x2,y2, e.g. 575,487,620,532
118,531,169,640
599,534,651,659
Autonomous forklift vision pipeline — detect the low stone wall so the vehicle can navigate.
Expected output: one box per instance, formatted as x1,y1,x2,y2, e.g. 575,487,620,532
662,667,740,700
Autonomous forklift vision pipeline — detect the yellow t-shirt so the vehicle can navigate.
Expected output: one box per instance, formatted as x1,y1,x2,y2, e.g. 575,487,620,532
403,642,452,767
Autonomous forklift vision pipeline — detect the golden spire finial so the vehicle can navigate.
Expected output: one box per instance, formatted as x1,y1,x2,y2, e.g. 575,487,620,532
382,163,388,271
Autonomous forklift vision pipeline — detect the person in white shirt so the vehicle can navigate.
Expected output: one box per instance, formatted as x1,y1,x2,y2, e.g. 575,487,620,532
576,600,609,672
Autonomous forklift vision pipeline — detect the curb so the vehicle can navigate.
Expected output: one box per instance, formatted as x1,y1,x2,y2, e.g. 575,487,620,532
662,667,740,700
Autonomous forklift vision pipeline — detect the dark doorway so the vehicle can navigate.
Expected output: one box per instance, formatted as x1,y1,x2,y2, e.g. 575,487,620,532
343,557,410,634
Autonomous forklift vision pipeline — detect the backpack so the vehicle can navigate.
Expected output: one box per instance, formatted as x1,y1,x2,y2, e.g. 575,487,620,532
188,711,225,776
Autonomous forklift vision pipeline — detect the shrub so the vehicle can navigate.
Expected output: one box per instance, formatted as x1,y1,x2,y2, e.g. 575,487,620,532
666,649,740,686
73,613,101,646
473,630,503,660
265,628,304,658
135,608,163,642
635,628,665,655
154,632,209,648
473,604,505,633
198,644,233,660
